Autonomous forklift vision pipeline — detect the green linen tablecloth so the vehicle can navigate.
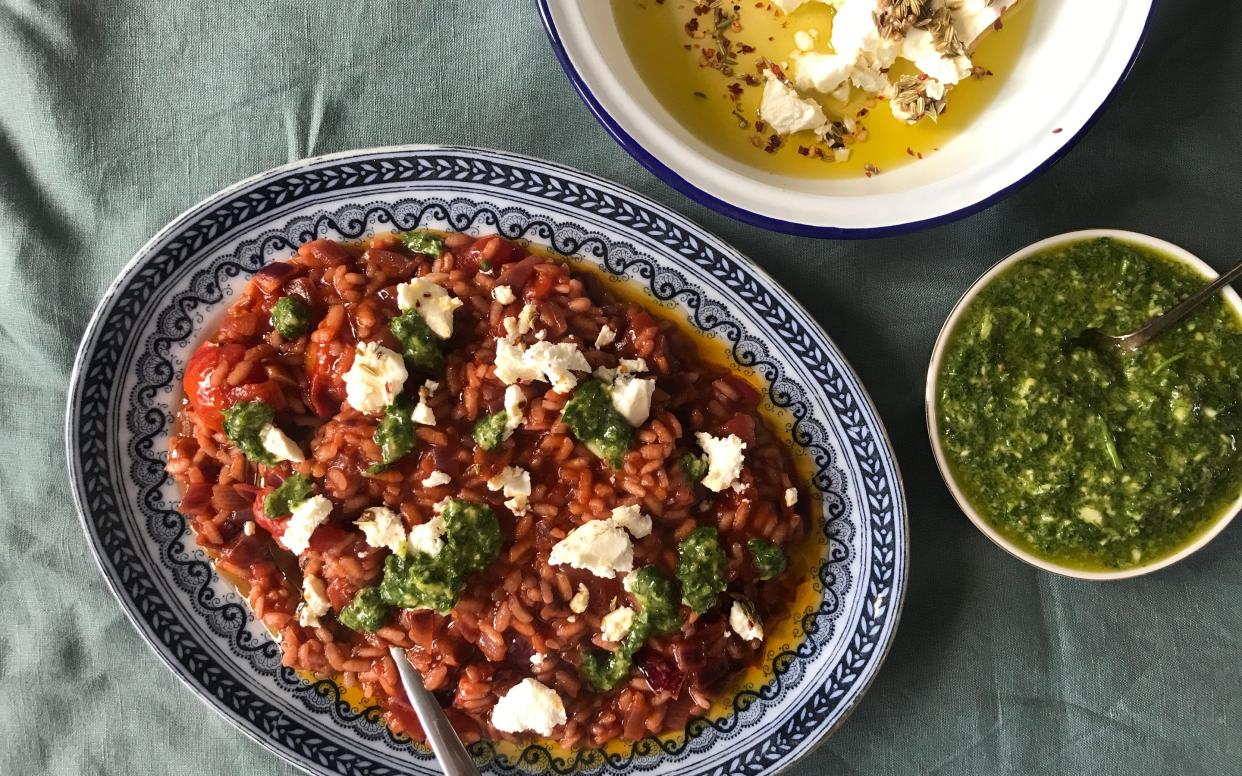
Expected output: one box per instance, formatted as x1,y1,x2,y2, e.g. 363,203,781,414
2,1,1239,773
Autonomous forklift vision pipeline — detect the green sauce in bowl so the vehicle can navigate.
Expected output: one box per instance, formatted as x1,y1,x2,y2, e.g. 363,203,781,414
935,237,1242,572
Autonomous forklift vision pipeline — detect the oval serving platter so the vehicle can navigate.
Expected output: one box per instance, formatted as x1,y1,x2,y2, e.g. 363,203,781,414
65,146,907,775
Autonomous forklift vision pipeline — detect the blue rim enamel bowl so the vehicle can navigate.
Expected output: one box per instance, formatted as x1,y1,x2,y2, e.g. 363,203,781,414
538,0,1154,238
65,146,908,775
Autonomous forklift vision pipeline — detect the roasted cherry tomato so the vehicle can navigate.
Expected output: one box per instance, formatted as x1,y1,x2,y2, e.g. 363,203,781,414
183,342,246,431
461,234,521,273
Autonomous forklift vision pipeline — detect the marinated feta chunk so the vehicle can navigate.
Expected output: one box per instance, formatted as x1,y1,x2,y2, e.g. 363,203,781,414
283,494,332,555
503,384,526,434
298,573,331,628
493,338,591,393
491,678,567,737
396,277,463,339
259,423,305,463
951,0,1021,51
609,375,656,427
486,465,532,516
355,506,407,554
518,303,539,334
407,514,447,557
785,487,799,507
548,518,634,579
609,504,652,539
412,379,437,426
600,606,636,643
344,341,408,415
594,324,616,349
759,70,828,136
569,583,590,613
421,470,452,488
695,432,748,493
492,285,517,305
729,599,764,643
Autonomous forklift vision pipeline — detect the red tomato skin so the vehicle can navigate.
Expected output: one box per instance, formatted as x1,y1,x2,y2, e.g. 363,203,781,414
183,342,245,431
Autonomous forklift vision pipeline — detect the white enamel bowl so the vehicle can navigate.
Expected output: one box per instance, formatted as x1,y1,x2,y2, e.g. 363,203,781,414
926,230,1242,580
539,1,1154,237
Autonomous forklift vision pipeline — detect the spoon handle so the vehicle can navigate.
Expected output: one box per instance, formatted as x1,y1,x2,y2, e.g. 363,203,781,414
1129,261,1242,349
389,647,481,776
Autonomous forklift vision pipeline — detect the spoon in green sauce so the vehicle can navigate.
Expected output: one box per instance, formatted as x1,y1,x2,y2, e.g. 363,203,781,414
1067,260,1242,355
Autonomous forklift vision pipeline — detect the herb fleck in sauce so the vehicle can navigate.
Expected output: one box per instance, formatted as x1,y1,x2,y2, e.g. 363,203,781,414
938,238,1242,570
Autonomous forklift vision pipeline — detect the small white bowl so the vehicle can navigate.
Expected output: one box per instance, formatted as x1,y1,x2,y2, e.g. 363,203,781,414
926,230,1242,580
540,0,1154,237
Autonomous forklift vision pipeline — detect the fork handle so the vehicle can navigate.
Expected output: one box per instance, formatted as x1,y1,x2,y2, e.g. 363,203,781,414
1130,260,1242,349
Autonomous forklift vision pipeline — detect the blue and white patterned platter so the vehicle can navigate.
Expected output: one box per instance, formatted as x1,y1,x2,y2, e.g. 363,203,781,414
65,146,907,775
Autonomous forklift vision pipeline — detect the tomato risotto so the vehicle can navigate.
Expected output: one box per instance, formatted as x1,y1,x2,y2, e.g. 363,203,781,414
166,230,808,748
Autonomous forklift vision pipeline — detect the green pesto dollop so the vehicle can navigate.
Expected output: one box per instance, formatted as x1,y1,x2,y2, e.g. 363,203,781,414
378,498,501,613
391,310,445,374
263,472,313,517
270,296,313,339
222,400,277,465
472,410,510,451
937,237,1242,570
397,229,444,257
368,397,417,474
747,538,787,580
580,566,681,691
338,586,391,632
678,451,707,482
677,526,726,614
561,379,633,467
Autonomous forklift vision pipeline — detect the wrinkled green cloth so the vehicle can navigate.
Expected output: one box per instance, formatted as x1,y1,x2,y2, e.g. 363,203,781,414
2,1,1239,774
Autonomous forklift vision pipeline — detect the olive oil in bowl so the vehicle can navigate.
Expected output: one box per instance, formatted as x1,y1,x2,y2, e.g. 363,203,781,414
611,0,1034,179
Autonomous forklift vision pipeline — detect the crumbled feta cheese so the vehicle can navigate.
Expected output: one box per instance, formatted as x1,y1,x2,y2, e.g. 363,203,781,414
503,384,526,435
729,599,764,643
486,466,532,516
785,487,799,507
600,606,636,643
492,285,517,305
259,423,305,463
593,357,646,384
793,29,816,51
518,303,539,334
594,324,616,349
421,470,452,488
569,583,590,613
396,277,463,339
298,573,331,628
548,518,634,579
695,432,748,493
759,70,828,136
355,506,408,554
408,514,447,557
530,653,546,667
411,380,437,426
619,358,647,375
610,504,652,539
493,338,590,393
344,341,408,415
283,494,332,555
491,678,567,737
242,520,256,536
609,375,656,427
